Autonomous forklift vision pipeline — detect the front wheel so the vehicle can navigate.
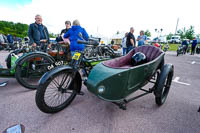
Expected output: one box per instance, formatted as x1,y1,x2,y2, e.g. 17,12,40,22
35,70,79,113
154,64,174,106
177,50,179,56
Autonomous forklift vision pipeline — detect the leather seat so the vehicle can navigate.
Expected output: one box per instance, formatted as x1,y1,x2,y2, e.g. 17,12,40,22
103,45,163,68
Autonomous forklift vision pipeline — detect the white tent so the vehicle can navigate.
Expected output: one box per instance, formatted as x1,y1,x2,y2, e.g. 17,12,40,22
111,32,126,45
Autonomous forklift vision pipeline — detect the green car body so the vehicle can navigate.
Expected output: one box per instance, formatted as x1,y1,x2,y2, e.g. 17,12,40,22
86,53,165,102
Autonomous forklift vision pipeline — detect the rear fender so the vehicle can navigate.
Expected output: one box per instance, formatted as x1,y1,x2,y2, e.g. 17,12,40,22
39,65,82,93
15,51,55,65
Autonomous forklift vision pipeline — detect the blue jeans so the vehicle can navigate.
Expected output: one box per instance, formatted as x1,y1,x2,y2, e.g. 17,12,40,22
126,46,134,54
123,48,127,55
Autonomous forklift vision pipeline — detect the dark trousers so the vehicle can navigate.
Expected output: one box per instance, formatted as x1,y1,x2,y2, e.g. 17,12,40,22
126,46,134,54
191,46,196,55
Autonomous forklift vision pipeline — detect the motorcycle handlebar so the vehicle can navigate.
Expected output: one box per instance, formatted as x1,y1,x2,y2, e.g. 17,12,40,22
77,40,99,46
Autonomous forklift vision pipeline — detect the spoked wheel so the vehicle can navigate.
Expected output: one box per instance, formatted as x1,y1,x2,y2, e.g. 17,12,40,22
154,64,174,106
15,53,54,90
36,70,78,113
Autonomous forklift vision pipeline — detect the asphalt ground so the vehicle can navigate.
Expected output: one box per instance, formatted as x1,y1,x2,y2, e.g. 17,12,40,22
0,50,200,133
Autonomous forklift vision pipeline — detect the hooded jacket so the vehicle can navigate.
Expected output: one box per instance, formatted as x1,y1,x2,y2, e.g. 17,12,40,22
28,23,49,45
64,25,88,52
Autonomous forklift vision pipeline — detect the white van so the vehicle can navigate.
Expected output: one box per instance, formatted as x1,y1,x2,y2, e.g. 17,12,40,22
169,36,181,44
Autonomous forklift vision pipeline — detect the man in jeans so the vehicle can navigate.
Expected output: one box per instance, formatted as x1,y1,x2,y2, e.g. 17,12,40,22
137,30,147,47
191,37,197,55
121,32,128,55
126,27,136,53
28,14,49,52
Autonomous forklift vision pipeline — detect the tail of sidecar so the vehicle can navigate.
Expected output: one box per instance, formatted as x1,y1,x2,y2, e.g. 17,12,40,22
86,45,165,102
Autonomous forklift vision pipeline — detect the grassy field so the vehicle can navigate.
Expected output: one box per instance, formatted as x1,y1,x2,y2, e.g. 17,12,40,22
163,44,180,51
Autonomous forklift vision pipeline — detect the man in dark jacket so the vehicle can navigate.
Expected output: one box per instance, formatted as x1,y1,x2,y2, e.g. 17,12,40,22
28,14,49,51
126,27,136,53
56,20,71,42
191,37,197,55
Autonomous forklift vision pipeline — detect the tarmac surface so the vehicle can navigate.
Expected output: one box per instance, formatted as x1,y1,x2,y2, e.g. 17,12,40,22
0,50,200,133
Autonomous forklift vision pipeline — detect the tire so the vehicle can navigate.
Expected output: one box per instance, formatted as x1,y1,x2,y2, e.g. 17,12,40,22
15,53,54,90
154,64,174,106
176,50,179,56
6,49,23,69
35,70,78,113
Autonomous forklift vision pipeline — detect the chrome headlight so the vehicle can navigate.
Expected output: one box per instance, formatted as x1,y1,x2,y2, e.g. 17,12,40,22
97,86,105,94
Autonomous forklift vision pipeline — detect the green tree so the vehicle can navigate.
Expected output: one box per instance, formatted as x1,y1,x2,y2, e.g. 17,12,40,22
185,26,195,40
177,26,195,40
0,20,56,38
49,33,57,38
167,32,173,40
144,30,151,37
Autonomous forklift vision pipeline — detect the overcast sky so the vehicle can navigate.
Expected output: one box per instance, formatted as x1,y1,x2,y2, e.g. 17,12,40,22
0,0,199,38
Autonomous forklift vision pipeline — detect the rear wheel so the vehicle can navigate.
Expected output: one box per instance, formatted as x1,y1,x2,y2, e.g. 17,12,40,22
35,70,78,113
154,64,174,106
15,53,54,89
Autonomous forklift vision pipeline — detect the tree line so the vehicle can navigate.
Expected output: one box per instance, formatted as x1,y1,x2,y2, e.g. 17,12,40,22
144,26,199,41
0,20,28,38
0,20,56,38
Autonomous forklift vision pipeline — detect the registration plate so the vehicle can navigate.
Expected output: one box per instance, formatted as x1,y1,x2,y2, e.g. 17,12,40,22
47,61,64,70
72,52,81,60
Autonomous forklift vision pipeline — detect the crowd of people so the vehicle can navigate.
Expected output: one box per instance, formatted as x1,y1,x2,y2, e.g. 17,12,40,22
180,37,198,55
121,27,199,56
121,28,147,56
0,33,23,50
1,14,199,56
28,14,88,56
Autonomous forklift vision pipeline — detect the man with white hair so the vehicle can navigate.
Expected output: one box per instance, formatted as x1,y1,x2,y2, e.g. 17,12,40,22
28,14,49,51
126,27,136,53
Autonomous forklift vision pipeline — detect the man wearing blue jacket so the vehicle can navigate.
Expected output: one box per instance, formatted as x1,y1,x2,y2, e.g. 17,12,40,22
191,37,197,55
63,19,89,55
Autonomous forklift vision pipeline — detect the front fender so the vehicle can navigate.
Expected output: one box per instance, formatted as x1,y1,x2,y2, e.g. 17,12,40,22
39,65,73,85
39,65,82,93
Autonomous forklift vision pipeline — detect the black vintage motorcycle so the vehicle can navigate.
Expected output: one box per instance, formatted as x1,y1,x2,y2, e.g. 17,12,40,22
196,46,200,54
177,45,187,56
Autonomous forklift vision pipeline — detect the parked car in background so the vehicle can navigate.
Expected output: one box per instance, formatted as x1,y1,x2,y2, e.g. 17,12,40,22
146,37,152,44
169,35,181,44
152,36,167,44
49,38,56,43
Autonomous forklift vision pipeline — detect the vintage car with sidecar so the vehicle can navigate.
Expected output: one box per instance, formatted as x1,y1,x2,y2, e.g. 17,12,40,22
35,44,174,113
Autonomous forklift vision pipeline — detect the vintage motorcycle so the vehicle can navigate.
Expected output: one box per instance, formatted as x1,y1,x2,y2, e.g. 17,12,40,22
177,45,186,56
35,43,174,113
0,42,68,90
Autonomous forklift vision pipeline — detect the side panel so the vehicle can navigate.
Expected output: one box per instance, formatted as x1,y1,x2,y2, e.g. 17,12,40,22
87,63,129,101
126,64,148,93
